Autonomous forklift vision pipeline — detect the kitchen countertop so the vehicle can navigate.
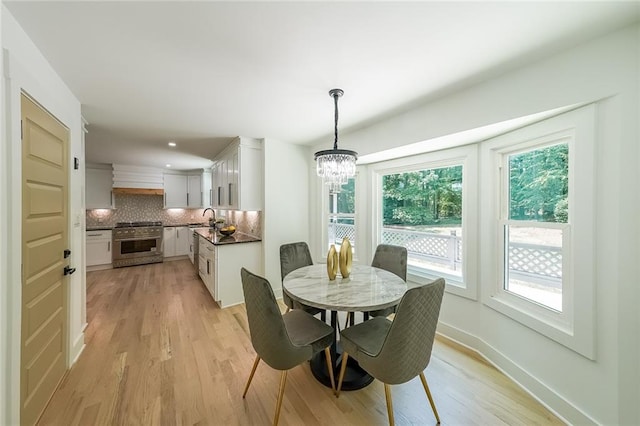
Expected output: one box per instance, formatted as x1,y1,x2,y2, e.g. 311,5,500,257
87,227,113,231
194,228,261,245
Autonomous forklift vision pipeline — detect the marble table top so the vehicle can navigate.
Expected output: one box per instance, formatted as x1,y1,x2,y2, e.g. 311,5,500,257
283,264,407,311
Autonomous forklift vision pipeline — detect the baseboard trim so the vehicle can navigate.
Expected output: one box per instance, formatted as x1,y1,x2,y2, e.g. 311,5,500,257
70,332,85,366
437,321,597,425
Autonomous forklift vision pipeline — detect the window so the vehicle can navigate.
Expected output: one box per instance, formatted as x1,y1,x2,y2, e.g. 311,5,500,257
502,143,569,312
327,177,356,253
482,105,596,359
371,145,478,299
382,165,463,278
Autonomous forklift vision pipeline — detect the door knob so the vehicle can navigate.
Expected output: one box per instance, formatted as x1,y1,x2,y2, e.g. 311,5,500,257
63,266,76,276
64,249,71,258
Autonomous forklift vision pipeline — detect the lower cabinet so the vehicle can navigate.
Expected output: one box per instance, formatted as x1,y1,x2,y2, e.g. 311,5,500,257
197,236,261,308
164,226,191,258
86,230,112,268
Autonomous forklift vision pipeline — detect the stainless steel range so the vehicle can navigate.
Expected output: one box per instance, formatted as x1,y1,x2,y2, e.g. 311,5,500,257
112,221,163,268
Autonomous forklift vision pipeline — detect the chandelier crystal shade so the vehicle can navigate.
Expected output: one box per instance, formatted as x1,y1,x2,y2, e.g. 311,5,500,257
314,89,357,193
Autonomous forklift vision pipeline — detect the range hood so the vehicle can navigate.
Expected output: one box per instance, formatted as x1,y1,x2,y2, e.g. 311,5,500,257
112,187,163,195
112,164,164,195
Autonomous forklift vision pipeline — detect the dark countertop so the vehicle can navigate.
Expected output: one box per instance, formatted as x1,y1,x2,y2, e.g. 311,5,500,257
87,227,113,231
194,228,261,246
164,222,208,227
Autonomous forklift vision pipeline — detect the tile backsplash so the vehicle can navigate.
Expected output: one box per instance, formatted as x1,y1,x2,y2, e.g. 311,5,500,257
86,194,262,237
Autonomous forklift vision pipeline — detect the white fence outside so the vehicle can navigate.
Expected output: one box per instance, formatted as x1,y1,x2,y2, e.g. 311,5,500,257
329,223,562,284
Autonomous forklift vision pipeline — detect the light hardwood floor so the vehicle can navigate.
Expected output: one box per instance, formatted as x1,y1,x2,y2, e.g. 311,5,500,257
38,259,564,425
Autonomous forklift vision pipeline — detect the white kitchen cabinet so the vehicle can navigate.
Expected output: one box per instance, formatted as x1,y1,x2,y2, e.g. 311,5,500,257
164,174,188,208
187,174,202,207
198,236,215,295
164,226,190,258
197,236,262,308
211,137,262,210
86,166,114,209
202,170,212,207
165,171,211,208
175,226,190,256
86,230,112,267
163,227,176,257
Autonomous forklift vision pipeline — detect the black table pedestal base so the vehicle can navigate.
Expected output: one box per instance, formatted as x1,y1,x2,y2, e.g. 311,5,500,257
310,343,374,391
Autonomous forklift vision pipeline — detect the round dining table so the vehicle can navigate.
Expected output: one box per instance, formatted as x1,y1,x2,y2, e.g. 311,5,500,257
283,263,407,390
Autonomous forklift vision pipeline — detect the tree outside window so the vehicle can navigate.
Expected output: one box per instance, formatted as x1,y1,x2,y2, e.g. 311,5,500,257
503,143,569,312
382,165,463,277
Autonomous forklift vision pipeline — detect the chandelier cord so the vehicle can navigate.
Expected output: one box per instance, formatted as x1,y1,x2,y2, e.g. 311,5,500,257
333,92,339,150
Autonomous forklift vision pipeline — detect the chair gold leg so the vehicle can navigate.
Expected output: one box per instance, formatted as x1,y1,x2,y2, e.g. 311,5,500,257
273,370,288,426
324,347,336,394
336,352,349,398
384,383,394,426
242,355,261,398
419,372,441,424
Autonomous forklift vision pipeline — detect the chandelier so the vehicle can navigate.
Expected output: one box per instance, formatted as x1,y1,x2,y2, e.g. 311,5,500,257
314,88,358,193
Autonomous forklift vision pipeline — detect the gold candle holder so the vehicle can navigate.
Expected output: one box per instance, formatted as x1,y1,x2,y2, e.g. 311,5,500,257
327,244,338,280
339,237,353,278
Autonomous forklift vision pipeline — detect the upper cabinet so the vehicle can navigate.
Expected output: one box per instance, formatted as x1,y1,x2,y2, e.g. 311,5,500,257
164,169,212,209
211,137,262,211
164,174,188,207
86,164,114,209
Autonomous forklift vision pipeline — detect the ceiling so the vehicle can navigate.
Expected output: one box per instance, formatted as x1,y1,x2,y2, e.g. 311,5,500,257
4,1,639,170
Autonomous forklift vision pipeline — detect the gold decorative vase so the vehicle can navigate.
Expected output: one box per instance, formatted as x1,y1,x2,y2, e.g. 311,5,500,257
339,237,353,278
327,245,338,280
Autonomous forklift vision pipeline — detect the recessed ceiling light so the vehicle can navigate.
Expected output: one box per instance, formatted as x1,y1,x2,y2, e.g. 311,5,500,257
166,164,172,168
168,141,176,147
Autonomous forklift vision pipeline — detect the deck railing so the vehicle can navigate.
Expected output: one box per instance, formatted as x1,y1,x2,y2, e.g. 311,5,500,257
329,223,562,283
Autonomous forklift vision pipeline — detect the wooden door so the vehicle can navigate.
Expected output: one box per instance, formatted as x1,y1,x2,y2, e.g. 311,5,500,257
21,94,70,426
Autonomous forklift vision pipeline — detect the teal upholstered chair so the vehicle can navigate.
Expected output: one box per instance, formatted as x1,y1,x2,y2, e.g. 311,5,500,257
280,242,325,319
240,268,336,426
337,278,446,425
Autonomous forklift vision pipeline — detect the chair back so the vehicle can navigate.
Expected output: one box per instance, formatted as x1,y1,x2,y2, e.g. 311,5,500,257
362,278,445,384
280,242,314,281
240,268,312,370
371,244,407,281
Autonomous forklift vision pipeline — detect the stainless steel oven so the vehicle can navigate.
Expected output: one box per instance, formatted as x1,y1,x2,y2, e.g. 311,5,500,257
112,221,163,268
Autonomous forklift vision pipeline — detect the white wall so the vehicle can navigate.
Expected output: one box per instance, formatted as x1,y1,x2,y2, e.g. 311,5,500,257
262,138,310,295
0,4,7,423
1,6,85,425
309,24,639,425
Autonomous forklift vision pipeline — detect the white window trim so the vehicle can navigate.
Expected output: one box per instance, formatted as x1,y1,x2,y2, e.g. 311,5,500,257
320,171,361,263
480,104,596,360
369,144,479,300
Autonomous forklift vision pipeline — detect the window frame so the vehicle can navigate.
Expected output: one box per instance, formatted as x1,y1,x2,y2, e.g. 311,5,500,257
321,172,360,263
481,105,596,359
369,144,478,300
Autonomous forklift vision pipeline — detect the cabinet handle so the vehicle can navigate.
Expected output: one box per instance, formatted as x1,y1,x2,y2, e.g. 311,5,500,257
200,191,203,206
209,189,212,206
108,241,111,252
217,187,221,205
228,183,232,206
87,233,102,237
207,259,210,274
187,193,189,206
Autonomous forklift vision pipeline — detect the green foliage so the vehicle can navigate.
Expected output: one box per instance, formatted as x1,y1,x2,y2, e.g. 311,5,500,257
382,165,462,226
509,143,568,223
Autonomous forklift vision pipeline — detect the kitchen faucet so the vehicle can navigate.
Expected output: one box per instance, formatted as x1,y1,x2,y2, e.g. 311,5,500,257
203,208,215,227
